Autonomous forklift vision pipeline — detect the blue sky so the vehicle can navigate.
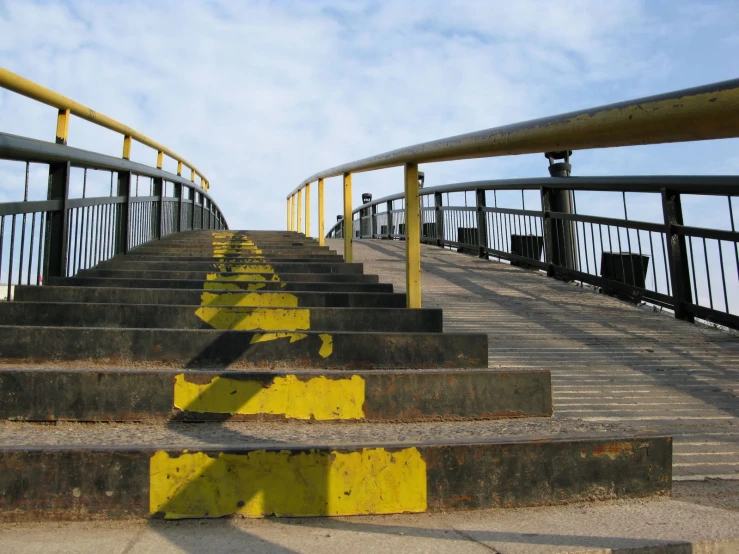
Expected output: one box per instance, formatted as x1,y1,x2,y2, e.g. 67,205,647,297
0,0,738,233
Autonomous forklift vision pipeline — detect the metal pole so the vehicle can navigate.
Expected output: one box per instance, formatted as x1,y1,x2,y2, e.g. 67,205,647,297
297,188,303,236
405,163,421,308
343,173,353,263
318,178,325,246
305,181,311,237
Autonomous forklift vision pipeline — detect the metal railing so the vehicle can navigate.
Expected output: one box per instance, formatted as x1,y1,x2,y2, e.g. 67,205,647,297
0,70,227,300
288,78,739,309
326,175,739,330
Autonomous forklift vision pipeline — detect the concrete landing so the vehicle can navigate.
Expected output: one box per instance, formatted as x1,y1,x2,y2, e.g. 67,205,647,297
2,493,738,553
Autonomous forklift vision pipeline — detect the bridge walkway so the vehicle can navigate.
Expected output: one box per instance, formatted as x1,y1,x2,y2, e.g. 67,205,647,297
327,239,739,483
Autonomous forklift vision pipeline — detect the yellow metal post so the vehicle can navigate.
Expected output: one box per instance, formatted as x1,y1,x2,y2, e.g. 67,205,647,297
190,169,195,182
291,194,297,232
343,172,353,263
297,188,303,235
305,182,311,237
286,198,290,230
404,163,421,308
318,178,325,246
177,161,183,176
157,151,163,169
122,135,132,159
55,108,70,145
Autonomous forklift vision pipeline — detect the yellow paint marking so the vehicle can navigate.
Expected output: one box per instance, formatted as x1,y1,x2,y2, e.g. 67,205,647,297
173,373,365,419
319,334,333,358
150,447,427,518
200,291,299,307
194,307,310,331
213,264,276,273
249,332,307,345
205,273,280,283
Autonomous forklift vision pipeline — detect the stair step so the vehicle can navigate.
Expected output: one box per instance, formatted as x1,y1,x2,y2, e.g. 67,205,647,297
0,421,670,519
14,286,407,307
46,277,395,293
0,303,444,332
0,326,488,368
95,261,366,274
0,368,552,421
77,270,380,282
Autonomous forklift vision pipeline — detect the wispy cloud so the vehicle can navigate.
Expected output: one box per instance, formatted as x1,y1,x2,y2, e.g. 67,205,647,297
0,0,737,231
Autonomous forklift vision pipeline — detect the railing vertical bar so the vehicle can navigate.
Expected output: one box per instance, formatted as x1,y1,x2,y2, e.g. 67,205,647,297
717,240,729,312
688,236,698,306
8,214,16,300
648,232,658,294
27,212,35,285
661,232,672,298
0,216,4,294
36,213,44,285
729,196,739,294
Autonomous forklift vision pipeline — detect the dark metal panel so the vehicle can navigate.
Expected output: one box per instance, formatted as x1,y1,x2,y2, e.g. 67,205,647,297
0,199,62,216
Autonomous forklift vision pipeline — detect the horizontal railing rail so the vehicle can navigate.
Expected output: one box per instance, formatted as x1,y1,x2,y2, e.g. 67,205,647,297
0,67,210,189
325,175,739,330
0,132,227,300
287,79,739,310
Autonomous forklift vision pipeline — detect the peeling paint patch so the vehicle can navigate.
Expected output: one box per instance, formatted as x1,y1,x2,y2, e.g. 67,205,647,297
173,373,365,420
149,448,427,518
591,442,634,460
194,306,310,331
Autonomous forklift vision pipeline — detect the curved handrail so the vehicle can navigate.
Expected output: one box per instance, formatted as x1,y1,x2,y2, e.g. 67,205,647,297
0,66,210,189
289,78,739,197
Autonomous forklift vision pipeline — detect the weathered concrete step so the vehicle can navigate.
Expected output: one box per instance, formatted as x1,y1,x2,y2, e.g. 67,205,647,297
0,303,444,333
120,255,344,262
133,244,332,252
47,277,395,293
0,429,670,519
77,269,380,282
14,286,407,307
0,327,488,368
0,368,552,422
96,261,366,274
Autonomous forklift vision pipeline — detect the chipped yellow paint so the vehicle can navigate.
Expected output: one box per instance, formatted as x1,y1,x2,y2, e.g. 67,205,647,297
205,273,281,283
173,373,365,419
319,334,333,358
149,447,427,518
212,264,276,274
194,306,310,331
249,332,307,345
200,291,299,307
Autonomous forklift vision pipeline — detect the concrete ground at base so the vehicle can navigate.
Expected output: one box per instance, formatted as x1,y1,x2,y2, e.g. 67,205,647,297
2,494,738,554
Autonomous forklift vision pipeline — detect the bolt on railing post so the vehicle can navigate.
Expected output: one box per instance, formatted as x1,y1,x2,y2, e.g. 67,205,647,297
404,163,422,308
153,176,164,239
434,191,444,247
305,182,311,237
318,178,325,246
662,189,695,322
476,188,489,259
343,173,353,263
115,171,132,255
43,161,71,281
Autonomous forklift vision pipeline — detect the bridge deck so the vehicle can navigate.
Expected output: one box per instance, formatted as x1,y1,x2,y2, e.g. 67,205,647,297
328,239,739,483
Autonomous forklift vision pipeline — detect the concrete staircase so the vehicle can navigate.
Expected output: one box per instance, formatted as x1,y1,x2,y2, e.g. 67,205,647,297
0,230,670,520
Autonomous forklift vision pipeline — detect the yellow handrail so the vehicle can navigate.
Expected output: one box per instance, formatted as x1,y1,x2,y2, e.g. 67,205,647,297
0,66,209,190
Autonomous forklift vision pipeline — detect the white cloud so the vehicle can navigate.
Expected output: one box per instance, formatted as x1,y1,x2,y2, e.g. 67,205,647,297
0,0,737,234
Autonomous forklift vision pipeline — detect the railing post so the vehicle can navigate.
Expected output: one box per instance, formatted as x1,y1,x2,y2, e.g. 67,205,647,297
291,194,297,232
545,151,578,272
286,198,290,231
476,188,488,259
190,188,197,231
43,161,71,280
318,178,325,245
343,173,353,263
662,189,695,322
404,163,421,308
541,187,556,277
297,188,303,235
371,203,378,238
115,171,132,255
386,200,394,239
174,183,183,233
153,177,164,239
434,191,444,246
201,194,207,230
305,182,311,237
